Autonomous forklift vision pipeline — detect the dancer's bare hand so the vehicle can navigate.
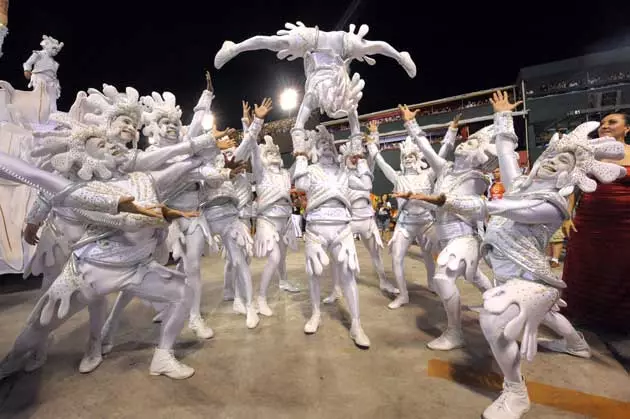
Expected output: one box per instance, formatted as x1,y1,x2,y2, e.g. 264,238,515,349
450,113,462,129
367,120,379,133
205,70,214,92
212,125,235,139
162,207,199,222
117,196,164,218
217,137,236,150
23,223,40,245
398,104,418,122
393,192,446,206
24,71,32,80
562,219,577,238
254,98,273,119
242,100,252,125
490,90,522,113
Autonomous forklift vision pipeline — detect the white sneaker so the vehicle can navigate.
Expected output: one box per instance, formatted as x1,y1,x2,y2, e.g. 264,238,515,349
79,338,103,374
379,280,400,295
538,332,591,359
189,315,214,340
483,379,531,419
304,312,321,334
246,306,260,329
149,349,194,380
279,280,300,293
214,41,236,69
350,321,370,349
427,328,465,351
387,294,409,310
257,296,273,317
232,298,247,315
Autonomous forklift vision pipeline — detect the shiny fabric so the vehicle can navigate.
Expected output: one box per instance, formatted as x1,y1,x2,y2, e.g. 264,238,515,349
563,167,630,332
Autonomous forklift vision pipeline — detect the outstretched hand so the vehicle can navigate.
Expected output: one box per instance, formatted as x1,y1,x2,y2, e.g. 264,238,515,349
450,113,463,129
367,120,379,133
217,137,236,150
490,90,522,113
212,125,236,139
392,192,446,206
162,207,199,222
242,100,252,125
562,219,577,238
398,104,418,122
205,71,214,92
254,98,273,119
117,196,164,218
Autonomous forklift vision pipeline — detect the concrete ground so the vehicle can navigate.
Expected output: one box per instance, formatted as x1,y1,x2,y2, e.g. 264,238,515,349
0,243,628,419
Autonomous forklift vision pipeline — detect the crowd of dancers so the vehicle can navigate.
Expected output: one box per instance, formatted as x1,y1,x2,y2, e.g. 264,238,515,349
0,22,627,419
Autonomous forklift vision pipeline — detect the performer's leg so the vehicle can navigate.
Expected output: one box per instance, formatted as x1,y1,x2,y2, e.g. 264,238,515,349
215,35,290,68
78,296,108,373
125,274,195,380
336,263,370,348
323,262,343,304
480,306,531,419
277,240,299,293
184,229,214,339
100,291,134,355
348,38,416,77
258,240,282,317
427,264,465,350
388,228,414,309
304,272,322,334
538,311,591,358
361,228,398,295
223,236,258,329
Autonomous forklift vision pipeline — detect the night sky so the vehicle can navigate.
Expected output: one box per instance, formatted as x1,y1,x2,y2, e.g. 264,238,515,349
1,0,629,128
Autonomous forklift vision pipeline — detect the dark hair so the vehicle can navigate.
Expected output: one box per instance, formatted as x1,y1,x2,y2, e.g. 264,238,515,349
602,112,629,142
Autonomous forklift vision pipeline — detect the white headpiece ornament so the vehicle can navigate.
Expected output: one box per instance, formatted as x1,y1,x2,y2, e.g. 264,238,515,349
141,91,183,143
40,35,64,52
83,84,143,131
399,136,427,172
307,125,337,163
31,113,117,180
462,124,499,171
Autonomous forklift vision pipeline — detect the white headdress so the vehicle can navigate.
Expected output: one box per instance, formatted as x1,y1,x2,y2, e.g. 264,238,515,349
307,125,337,163
83,85,143,147
260,135,282,167
525,121,627,195
141,91,183,143
461,124,499,171
31,113,117,181
40,35,64,53
399,136,427,172
338,133,364,166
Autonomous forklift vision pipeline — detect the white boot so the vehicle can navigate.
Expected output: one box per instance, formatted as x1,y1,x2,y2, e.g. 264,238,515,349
350,321,370,349
427,328,465,351
257,296,273,317
232,298,247,315
483,379,531,419
279,279,300,293
387,293,409,310
304,312,321,334
79,337,104,374
149,349,194,380
189,315,214,340
323,286,342,304
246,306,260,329
379,279,400,295
538,331,591,359
214,41,236,69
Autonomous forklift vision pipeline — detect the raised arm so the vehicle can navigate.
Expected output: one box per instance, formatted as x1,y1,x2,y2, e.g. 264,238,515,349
365,125,398,185
234,98,271,163
490,91,523,189
437,114,461,158
184,72,215,140
400,105,447,172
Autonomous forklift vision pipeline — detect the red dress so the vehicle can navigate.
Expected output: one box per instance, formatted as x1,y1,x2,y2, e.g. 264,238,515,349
562,167,630,332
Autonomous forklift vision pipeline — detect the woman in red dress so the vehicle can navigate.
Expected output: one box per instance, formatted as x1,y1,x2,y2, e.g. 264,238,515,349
561,113,630,334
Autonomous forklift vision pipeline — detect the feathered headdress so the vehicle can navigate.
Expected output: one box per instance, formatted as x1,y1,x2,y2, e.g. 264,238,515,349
399,136,427,172
40,35,64,53
307,125,337,163
338,133,364,166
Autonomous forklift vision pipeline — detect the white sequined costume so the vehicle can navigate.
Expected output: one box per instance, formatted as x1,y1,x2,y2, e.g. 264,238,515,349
432,112,626,419
405,118,494,351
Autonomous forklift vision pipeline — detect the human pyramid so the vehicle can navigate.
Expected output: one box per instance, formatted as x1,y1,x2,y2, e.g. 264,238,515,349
0,23,627,419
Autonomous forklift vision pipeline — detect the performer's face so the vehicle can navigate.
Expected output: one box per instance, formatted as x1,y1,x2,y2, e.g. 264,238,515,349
402,153,417,169
493,168,501,181
599,113,629,142
85,137,120,167
109,114,139,145
158,117,181,142
317,138,335,157
536,152,575,179
455,138,480,157
264,149,282,167
42,41,61,56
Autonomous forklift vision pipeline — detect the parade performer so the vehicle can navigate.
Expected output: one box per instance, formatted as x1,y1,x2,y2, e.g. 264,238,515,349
292,125,370,348
402,91,625,418
400,104,494,350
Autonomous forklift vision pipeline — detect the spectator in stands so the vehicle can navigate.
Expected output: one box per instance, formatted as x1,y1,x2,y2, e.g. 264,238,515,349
489,168,505,200
376,194,392,241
